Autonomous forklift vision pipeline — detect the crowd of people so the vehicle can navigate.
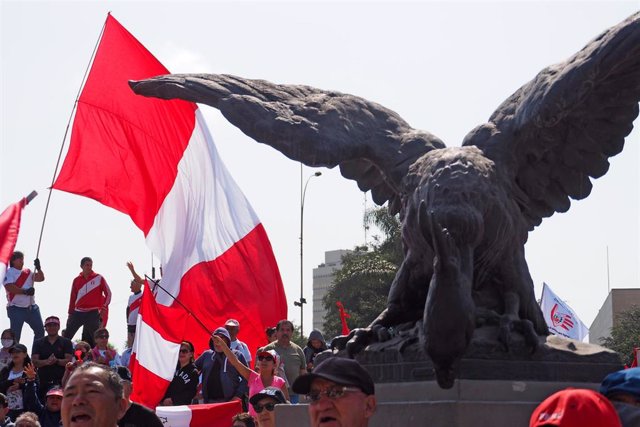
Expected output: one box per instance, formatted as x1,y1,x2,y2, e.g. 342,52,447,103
1,250,336,426
2,249,640,426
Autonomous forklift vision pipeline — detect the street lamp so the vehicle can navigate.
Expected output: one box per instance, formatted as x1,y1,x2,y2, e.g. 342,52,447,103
295,169,322,338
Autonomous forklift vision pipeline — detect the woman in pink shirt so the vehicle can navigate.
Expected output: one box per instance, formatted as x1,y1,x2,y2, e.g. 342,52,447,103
212,335,288,417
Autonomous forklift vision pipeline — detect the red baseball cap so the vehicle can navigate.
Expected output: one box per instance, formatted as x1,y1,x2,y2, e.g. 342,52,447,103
257,349,280,365
44,316,60,326
529,388,622,427
46,387,63,398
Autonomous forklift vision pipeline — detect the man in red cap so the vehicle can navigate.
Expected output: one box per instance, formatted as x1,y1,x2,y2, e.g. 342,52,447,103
529,388,622,427
31,316,73,400
24,362,63,427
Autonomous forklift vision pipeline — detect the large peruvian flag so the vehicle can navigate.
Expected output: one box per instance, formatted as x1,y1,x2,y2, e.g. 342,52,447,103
53,12,286,377
0,198,29,285
129,287,189,407
155,401,242,427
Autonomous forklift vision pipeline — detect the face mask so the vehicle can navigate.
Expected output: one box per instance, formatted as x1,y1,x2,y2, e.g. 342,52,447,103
1,339,13,349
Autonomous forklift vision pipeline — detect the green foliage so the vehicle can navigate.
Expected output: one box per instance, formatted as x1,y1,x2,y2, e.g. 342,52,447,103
600,305,640,366
364,207,403,265
291,323,308,348
322,206,402,338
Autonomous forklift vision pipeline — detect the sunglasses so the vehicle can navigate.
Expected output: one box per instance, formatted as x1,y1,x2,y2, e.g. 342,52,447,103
179,348,191,354
307,386,362,403
252,402,276,413
258,355,274,362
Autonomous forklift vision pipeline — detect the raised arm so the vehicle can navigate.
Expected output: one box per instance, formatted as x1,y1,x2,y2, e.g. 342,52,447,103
211,334,253,381
126,261,144,284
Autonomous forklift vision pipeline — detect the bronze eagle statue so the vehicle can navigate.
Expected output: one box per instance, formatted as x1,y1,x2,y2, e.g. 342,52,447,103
130,12,640,388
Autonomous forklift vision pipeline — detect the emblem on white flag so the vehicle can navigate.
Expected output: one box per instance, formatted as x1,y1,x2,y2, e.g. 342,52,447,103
540,282,589,341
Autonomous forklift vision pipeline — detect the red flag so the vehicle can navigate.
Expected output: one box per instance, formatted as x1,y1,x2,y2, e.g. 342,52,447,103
336,301,351,336
52,14,287,357
0,197,29,285
129,288,189,408
155,401,242,427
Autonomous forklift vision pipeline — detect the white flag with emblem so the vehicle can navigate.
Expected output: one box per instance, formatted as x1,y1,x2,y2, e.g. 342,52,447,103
540,282,589,341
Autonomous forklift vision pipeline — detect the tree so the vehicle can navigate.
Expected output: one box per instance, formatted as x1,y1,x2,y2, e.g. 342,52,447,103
322,206,402,338
291,323,308,348
600,305,640,366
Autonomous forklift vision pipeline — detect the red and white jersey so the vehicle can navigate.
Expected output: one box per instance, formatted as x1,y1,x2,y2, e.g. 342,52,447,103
126,291,143,326
68,271,111,314
3,267,34,307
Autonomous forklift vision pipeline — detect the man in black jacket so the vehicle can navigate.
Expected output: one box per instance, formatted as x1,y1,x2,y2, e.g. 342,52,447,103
115,366,163,427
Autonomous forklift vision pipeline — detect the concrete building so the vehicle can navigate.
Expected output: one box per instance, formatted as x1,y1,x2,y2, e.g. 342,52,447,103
589,288,640,345
312,249,350,334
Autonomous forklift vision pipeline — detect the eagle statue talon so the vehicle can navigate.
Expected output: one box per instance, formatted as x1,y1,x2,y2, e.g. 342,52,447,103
345,328,374,357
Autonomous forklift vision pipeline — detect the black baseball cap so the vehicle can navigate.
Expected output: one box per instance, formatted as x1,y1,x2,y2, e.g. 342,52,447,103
249,386,287,405
292,357,375,395
114,366,132,382
9,344,28,354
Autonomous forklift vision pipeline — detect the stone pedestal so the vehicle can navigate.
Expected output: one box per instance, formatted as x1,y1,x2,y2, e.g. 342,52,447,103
276,334,622,426
354,327,623,384
276,379,602,427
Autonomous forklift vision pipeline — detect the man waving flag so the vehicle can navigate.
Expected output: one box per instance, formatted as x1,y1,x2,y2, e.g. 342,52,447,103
0,192,37,285
52,13,287,385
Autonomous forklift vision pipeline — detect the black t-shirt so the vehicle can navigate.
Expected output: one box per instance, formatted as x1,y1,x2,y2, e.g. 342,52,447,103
206,357,224,400
118,402,163,427
31,336,73,386
163,363,199,406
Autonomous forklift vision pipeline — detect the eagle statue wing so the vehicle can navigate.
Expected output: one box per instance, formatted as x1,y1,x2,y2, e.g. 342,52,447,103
463,12,640,230
130,74,446,214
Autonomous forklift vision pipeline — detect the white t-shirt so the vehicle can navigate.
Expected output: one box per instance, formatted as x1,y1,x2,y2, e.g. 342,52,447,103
230,339,252,362
7,369,23,409
3,267,34,307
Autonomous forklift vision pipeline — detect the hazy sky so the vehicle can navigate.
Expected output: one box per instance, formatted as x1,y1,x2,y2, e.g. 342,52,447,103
1,1,638,349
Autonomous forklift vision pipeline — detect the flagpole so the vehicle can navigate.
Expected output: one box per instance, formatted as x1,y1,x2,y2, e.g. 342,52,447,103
145,275,213,336
606,245,611,294
34,15,110,259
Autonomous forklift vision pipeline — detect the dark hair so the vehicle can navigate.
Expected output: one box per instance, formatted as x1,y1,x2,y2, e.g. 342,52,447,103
0,393,7,408
265,327,276,337
6,348,31,371
231,412,256,427
93,328,109,339
1,329,16,343
75,341,91,353
276,320,294,332
80,257,92,267
68,362,123,400
10,251,24,268
180,341,195,364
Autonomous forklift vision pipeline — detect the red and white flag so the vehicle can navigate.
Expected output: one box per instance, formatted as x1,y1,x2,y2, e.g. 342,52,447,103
0,193,36,285
0,199,27,285
155,401,242,427
129,287,189,408
53,12,287,383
